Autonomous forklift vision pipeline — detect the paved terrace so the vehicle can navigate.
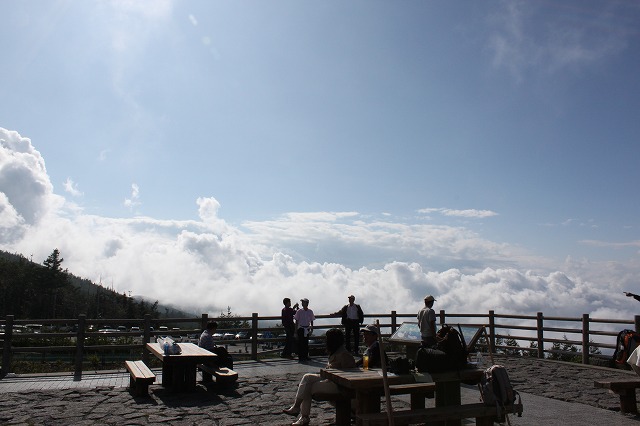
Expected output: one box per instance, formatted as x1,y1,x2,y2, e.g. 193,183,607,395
1,355,640,425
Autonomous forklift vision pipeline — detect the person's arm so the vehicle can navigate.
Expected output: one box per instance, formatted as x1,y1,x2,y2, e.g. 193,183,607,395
358,305,364,324
625,292,640,302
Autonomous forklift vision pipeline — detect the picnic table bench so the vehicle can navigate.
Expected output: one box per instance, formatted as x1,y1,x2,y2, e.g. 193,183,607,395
594,378,640,414
197,363,238,385
124,360,156,396
357,401,524,426
312,381,436,424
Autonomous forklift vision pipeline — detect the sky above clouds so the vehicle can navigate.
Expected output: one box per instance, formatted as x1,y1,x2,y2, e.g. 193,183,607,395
1,1,640,322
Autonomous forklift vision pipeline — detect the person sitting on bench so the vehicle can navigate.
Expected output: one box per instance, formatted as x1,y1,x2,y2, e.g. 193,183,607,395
283,328,356,426
355,324,387,369
198,321,233,369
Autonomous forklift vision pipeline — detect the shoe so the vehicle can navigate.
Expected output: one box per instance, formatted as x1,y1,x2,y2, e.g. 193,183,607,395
283,406,300,416
292,415,310,425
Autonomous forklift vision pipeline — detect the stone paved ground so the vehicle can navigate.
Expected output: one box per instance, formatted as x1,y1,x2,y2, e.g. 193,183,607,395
1,355,639,425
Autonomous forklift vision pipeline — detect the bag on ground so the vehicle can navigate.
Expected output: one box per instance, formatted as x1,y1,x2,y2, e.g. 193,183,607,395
213,346,234,370
479,364,521,422
613,329,640,365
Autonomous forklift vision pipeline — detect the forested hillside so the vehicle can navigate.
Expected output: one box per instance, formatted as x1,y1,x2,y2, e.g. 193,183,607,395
0,249,188,320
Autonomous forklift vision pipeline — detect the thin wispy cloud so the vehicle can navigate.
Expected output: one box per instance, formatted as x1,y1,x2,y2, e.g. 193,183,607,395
63,178,83,197
418,208,498,219
124,183,141,209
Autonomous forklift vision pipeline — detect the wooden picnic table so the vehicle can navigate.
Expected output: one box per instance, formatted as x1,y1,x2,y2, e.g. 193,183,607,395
146,342,217,392
320,366,484,426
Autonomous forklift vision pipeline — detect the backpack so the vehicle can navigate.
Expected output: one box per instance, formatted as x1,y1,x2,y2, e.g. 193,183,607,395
479,364,521,424
613,329,640,365
213,346,234,370
435,325,468,368
415,347,450,373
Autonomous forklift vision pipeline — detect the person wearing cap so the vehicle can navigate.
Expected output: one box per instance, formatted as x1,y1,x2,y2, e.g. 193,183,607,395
331,295,365,355
283,328,356,425
355,324,387,369
418,295,438,348
294,298,315,362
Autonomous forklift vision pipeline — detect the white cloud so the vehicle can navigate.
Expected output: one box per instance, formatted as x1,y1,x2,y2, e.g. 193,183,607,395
487,1,632,82
124,183,140,209
63,177,83,197
418,208,498,219
1,127,639,321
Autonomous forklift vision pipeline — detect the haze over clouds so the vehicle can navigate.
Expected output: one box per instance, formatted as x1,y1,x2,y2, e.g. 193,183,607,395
0,127,637,321
1,1,639,322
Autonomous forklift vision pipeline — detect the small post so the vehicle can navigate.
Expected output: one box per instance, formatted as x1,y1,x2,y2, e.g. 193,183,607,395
488,310,496,356
635,316,640,334
582,314,590,365
201,313,209,331
143,314,151,364
537,312,544,359
391,310,397,334
74,314,86,377
439,309,446,326
251,313,259,361
2,315,14,378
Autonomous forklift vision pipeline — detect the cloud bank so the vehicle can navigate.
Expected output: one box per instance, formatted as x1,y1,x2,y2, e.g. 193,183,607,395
1,127,638,321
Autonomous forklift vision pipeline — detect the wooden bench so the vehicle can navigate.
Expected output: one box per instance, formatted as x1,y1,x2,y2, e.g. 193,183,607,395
594,379,640,414
197,364,238,385
124,360,156,396
388,382,436,409
358,402,523,426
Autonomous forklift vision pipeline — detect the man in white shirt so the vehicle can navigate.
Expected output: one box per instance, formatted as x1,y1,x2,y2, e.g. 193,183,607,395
294,298,315,362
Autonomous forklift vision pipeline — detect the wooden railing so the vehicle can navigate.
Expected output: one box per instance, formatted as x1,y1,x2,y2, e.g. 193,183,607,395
2,310,639,377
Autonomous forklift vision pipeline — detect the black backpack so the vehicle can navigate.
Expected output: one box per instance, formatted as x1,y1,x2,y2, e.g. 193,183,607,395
435,324,468,368
613,329,640,365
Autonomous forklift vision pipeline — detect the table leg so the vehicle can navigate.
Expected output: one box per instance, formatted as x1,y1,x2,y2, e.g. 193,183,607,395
172,364,186,392
354,390,381,426
162,364,173,387
184,362,197,391
434,381,462,426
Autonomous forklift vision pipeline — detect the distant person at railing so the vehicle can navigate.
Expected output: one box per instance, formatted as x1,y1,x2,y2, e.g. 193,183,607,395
355,324,387,369
625,292,640,302
418,295,438,348
331,294,365,355
281,298,299,359
283,328,356,426
198,320,233,370
294,298,315,362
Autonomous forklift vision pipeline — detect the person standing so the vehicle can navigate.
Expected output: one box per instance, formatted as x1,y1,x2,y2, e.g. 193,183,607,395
281,298,299,358
332,295,364,355
294,298,315,362
417,295,437,348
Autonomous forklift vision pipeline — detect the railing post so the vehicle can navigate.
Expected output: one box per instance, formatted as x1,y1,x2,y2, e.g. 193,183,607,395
74,314,86,377
439,309,446,326
537,312,544,359
251,313,258,361
2,315,14,378
201,313,209,331
635,316,640,334
581,314,590,365
391,311,397,334
488,311,495,355
143,314,151,364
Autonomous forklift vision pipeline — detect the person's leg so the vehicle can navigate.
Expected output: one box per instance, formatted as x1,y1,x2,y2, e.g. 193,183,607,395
284,373,321,415
297,328,308,360
353,323,360,354
344,324,352,353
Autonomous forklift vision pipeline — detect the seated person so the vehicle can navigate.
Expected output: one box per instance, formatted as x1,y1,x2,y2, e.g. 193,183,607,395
198,321,233,369
356,324,388,369
283,328,356,426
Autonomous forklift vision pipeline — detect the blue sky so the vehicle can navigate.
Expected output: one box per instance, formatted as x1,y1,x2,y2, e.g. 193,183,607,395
1,1,639,320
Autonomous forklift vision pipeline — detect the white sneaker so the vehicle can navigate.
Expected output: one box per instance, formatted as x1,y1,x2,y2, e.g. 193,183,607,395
292,415,310,425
